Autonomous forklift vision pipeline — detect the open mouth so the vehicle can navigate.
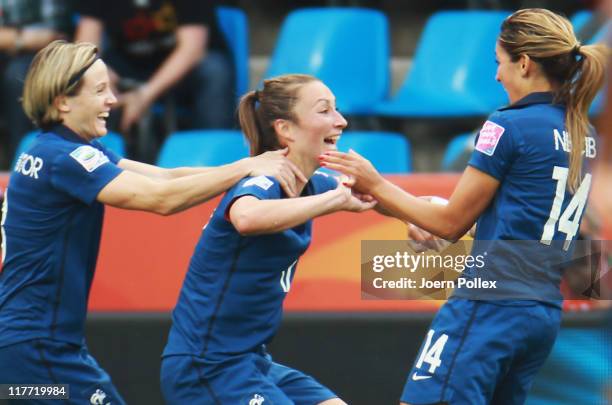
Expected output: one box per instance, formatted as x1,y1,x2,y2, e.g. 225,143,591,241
324,135,340,145
97,112,109,124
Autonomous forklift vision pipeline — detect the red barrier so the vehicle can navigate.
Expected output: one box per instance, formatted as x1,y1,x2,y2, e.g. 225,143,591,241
0,173,459,312
90,174,460,312
2,172,604,312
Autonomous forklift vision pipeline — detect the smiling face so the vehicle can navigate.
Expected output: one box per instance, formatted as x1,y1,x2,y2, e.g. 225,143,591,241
60,59,116,141
495,41,526,104
281,80,347,170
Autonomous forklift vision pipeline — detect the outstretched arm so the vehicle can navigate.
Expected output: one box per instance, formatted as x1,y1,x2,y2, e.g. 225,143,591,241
116,148,307,197
97,158,254,215
228,183,376,236
97,150,305,214
321,151,499,241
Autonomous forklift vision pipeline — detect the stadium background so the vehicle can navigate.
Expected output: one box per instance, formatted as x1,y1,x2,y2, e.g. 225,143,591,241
0,1,610,404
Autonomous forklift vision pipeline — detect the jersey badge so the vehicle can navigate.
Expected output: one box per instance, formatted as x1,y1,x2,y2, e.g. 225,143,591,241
475,120,505,156
70,146,109,172
243,176,274,190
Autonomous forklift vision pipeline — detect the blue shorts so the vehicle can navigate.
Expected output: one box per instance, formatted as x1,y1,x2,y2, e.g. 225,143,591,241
401,299,561,405
161,350,337,405
0,338,125,405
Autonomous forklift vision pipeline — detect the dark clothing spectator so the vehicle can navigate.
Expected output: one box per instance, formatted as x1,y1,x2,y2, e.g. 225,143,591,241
76,0,235,136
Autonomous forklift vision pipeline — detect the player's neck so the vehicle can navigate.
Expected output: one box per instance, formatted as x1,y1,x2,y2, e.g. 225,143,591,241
287,154,318,195
514,78,554,103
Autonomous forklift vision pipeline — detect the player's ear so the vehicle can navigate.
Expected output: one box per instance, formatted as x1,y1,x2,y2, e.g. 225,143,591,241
54,95,71,114
518,53,532,77
273,118,294,146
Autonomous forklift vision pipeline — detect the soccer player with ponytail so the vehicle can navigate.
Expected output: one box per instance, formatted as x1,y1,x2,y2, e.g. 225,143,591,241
322,9,608,404
161,74,374,405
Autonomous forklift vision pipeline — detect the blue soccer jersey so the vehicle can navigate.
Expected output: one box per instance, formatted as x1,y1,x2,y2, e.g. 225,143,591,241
163,172,338,360
0,125,123,347
402,92,597,405
454,92,597,305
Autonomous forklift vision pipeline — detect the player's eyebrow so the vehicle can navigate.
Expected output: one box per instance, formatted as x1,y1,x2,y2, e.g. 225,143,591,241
313,98,335,108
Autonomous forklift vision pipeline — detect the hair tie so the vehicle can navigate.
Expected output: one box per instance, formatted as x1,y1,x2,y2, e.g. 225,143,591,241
572,44,582,57
253,90,261,101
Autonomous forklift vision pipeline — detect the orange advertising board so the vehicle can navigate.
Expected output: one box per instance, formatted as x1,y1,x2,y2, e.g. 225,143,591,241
2,172,603,312
89,174,460,312
0,173,459,312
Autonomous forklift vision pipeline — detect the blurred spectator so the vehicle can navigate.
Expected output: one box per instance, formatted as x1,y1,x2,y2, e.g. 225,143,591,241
75,0,235,139
0,0,73,167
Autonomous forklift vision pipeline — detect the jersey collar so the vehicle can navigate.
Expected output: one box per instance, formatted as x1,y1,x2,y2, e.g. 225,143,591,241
498,92,555,111
50,124,91,145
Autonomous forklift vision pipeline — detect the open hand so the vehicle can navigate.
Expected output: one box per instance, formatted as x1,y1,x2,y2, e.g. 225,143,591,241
320,150,385,194
248,148,307,198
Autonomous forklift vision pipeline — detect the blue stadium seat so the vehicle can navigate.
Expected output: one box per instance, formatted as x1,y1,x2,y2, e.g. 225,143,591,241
588,18,610,44
375,11,509,118
97,131,126,157
570,10,592,34
12,130,125,168
216,6,249,98
335,131,411,173
264,8,390,115
442,132,475,171
157,130,249,168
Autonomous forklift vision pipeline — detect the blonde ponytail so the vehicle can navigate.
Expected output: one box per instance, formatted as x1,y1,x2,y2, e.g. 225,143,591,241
499,9,608,192
565,44,607,191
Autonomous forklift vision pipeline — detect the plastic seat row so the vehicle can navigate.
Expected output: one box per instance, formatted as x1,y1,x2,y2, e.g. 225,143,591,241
10,8,607,174
157,130,412,174
261,8,607,119
266,8,507,118
215,6,607,119
91,7,605,126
